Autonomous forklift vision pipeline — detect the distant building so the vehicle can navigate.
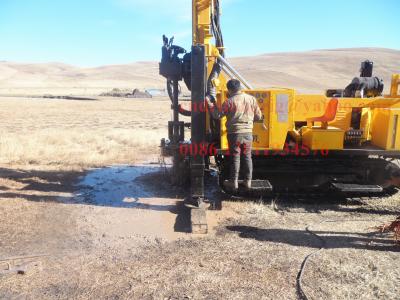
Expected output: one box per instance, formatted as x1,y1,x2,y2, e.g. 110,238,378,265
129,89,152,98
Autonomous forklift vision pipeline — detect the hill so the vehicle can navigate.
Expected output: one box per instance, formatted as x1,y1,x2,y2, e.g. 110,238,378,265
0,48,399,95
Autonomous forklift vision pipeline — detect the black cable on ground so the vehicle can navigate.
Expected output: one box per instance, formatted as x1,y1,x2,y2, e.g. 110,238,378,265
296,224,327,300
296,219,386,300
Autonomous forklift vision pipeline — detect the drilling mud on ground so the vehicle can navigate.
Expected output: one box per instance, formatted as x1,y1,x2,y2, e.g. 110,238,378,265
74,164,190,242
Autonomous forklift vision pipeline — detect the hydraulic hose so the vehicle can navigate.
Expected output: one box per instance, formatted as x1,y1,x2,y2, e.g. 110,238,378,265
167,79,191,117
207,61,222,101
211,0,225,57
206,61,223,138
296,219,387,300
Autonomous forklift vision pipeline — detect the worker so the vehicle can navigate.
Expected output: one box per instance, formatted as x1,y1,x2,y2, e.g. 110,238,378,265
207,79,263,191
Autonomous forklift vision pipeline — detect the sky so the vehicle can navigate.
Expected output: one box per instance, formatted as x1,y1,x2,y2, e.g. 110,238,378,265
0,0,399,66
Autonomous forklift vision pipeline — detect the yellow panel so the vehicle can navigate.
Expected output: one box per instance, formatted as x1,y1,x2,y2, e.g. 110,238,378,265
302,127,344,150
221,115,228,150
369,109,400,150
222,89,295,151
220,90,270,150
360,108,372,140
221,89,295,151
220,91,229,150
246,91,270,150
393,113,400,149
330,108,351,131
192,0,212,54
371,109,390,149
389,74,400,97
269,90,295,150
294,94,327,121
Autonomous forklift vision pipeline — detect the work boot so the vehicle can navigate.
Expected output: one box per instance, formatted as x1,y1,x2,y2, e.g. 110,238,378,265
224,180,238,192
241,180,252,190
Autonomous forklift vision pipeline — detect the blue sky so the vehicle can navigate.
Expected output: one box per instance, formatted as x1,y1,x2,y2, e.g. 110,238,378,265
0,0,399,66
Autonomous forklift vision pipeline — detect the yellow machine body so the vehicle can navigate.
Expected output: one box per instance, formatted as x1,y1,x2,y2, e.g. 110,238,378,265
192,1,400,154
155,0,400,196
302,127,345,150
217,88,400,152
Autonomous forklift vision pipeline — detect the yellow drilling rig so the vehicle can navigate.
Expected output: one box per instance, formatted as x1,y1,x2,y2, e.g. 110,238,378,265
159,0,400,207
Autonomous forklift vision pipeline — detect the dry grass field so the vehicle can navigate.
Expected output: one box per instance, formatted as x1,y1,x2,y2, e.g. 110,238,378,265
0,97,173,169
1,48,400,299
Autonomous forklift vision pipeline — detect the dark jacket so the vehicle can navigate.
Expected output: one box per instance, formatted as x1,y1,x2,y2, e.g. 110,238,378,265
208,92,263,134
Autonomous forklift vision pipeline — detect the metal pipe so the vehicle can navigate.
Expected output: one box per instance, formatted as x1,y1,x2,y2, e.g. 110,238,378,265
173,79,180,143
173,80,179,123
221,64,235,79
218,55,253,90
221,63,247,87
221,64,249,89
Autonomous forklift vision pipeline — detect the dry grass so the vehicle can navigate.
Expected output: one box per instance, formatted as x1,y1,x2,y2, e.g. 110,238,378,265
0,97,172,169
0,95,399,299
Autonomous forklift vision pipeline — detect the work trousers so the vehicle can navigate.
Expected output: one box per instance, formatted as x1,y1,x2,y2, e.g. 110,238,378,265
227,133,253,182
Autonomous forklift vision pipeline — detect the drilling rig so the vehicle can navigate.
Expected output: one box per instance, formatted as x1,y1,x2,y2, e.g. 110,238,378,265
159,0,400,211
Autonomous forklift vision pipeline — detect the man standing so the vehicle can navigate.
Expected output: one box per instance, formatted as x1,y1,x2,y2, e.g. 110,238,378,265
207,79,263,191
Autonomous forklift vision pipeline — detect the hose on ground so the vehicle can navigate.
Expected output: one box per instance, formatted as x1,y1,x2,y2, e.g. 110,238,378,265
296,219,387,300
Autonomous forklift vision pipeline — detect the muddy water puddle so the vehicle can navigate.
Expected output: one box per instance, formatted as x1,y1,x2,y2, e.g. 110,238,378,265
72,164,229,240
72,164,194,240
75,164,169,208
